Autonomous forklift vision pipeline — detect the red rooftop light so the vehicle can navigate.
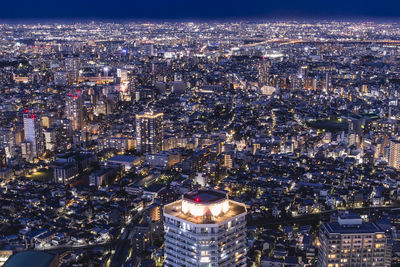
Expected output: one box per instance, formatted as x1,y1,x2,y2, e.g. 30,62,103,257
24,109,29,114
195,197,200,202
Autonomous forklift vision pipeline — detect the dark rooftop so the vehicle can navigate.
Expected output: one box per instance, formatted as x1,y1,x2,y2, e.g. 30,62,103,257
4,251,57,267
323,222,383,234
107,155,137,162
183,189,226,204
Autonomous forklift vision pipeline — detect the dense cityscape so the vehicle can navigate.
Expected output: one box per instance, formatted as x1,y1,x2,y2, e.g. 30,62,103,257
0,20,400,266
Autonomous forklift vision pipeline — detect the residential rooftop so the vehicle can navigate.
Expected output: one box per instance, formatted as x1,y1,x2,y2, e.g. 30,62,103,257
323,221,384,234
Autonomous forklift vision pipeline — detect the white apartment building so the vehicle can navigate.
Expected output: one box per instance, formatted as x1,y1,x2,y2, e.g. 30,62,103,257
164,189,247,267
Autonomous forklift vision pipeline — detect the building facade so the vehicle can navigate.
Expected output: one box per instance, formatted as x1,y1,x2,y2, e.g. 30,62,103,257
66,89,84,131
318,214,391,267
389,139,400,169
136,112,163,154
164,189,247,267
23,111,44,159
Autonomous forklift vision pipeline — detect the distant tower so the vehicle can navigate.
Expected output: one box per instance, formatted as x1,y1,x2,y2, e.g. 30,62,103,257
65,57,80,84
0,126,15,159
66,89,84,131
135,111,163,154
258,59,271,86
23,110,44,159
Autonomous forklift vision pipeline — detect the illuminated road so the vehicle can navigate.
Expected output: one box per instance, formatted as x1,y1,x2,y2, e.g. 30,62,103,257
35,241,113,252
238,38,400,49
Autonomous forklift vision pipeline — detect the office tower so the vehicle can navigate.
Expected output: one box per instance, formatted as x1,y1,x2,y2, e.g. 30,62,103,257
65,57,80,84
258,59,271,86
318,213,391,267
66,89,84,131
135,112,163,154
164,189,247,266
0,126,15,158
23,111,44,159
388,139,400,169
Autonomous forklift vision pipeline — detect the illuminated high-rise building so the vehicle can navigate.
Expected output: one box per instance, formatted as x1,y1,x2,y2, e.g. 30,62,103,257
65,57,80,84
164,189,247,267
0,126,15,159
135,111,163,154
318,214,391,267
258,59,271,86
23,111,44,159
66,89,84,131
388,139,400,169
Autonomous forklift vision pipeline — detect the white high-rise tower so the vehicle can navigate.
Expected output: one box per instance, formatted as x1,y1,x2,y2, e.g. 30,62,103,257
23,111,44,159
163,189,247,267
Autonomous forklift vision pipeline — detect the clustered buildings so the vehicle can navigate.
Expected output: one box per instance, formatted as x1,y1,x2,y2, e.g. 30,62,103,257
0,20,400,266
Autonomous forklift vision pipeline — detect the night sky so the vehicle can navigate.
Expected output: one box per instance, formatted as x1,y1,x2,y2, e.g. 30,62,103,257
2,0,400,20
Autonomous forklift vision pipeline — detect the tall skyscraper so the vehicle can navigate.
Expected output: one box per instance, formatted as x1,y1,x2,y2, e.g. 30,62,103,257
318,213,391,267
23,111,44,159
135,111,163,154
258,59,271,86
388,139,400,169
0,126,15,158
65,57,80,84
66,89,84,131
164,189,247,266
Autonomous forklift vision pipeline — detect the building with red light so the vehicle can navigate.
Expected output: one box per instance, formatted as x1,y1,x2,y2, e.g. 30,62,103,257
66,89,84,131
23,111,44,160
163,189,247,267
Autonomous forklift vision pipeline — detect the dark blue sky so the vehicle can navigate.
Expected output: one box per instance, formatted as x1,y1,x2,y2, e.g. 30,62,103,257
2,0,400,20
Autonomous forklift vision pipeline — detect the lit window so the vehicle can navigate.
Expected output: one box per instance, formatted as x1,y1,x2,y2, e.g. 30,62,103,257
200,257,210,263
